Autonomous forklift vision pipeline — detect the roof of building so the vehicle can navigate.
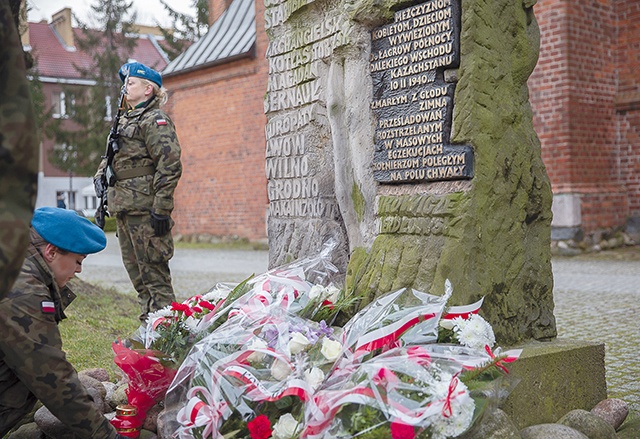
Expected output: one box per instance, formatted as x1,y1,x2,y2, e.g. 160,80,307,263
163,0,256,77
28,21,169,82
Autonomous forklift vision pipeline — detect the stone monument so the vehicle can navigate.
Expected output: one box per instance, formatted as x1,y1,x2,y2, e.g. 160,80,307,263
264,0,555,344
264,0,606,425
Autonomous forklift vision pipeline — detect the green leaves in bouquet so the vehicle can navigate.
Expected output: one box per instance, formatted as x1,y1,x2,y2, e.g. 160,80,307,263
336,404,389,439
153,321,195,365
216,395,304,439
297,288,359,325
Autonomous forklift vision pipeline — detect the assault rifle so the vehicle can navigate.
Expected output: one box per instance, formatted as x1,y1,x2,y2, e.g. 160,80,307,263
95,72,129,229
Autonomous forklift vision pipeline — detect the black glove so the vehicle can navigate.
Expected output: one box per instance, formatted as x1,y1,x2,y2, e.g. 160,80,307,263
150,211,171,236
95,205,107,230
94,176,107,199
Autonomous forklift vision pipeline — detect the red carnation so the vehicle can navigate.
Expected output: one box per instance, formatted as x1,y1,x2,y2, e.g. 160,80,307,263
247,414,272,439
199,300,216,310
390,421,415,439
171,302,190,313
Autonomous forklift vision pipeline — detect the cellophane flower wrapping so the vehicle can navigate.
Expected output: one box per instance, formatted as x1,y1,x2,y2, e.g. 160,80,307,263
304,343,520,439
161,258,522,439
110,341,178,435
166,304,344,439
111,284,236,436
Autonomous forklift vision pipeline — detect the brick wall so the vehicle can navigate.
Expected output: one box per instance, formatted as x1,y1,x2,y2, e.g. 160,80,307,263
531,0,637,233
164,0,269,241
615,0,640,219
167,0,640,241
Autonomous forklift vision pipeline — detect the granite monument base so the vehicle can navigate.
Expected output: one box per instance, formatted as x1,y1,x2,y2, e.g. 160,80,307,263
502,338,607,429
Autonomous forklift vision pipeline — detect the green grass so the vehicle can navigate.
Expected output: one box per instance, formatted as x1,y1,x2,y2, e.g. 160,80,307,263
59,277,140,380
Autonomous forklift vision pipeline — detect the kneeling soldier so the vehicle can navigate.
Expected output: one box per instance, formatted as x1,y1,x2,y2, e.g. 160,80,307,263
0,207,126,438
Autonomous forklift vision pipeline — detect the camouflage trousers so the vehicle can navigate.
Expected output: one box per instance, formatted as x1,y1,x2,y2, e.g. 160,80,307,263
0,363,37,437
116,213,176,322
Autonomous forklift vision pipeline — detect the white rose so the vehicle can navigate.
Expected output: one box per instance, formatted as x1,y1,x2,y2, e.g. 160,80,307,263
320,338,342,361
246,338,268,363
304,367,325,390
270,359,292,381
272,413,300,439
288,331,311,355
439,319,455,330
308,285,326,300
326,285,341,303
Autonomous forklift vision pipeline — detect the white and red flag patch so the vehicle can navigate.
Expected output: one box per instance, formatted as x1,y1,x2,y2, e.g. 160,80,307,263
156,118,167,126
41,301,56,314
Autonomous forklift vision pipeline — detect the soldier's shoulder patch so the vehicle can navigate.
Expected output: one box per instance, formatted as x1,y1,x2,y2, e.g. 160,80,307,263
41,301,56,314
156,118,167,126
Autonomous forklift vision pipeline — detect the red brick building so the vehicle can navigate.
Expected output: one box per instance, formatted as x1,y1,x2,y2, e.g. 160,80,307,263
163,0,269,241
166,0,639,245
530,0,640,244
24,7,169,213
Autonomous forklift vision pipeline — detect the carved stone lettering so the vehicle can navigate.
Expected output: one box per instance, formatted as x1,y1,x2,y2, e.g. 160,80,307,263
370,0,474,183
265,5,349,221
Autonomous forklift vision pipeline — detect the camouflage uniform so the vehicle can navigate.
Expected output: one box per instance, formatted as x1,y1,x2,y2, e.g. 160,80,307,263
0,0,39,299
96,95,182,321
0,242,117,438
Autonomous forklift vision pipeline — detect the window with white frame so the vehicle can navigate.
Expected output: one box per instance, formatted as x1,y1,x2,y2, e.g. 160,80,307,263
51,91,76,118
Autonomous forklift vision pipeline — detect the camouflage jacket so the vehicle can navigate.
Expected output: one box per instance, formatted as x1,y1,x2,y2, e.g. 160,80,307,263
0,244,117,439
96,96,182,216
0,1,39,299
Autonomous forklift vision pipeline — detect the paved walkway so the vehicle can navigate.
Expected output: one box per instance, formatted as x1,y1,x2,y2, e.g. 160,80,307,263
78,234,640,411
552,255,640,411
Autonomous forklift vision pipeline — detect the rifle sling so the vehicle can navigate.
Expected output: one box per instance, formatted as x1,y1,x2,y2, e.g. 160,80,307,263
115,166,155,181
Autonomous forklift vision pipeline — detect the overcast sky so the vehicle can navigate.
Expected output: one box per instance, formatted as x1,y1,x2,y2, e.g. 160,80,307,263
27,0,193,27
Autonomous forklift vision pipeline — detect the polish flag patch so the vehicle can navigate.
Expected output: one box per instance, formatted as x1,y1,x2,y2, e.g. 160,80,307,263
156,118,167,126
41,301,56,314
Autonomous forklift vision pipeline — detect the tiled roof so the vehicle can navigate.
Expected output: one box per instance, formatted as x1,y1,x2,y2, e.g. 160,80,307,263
163,0,256,77
28,22,168,82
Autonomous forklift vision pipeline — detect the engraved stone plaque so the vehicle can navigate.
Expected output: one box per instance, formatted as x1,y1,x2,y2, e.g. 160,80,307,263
370,0,474,183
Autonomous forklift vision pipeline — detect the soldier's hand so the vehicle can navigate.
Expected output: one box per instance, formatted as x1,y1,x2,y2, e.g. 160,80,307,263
150,210,171,236
94,176,107,199
95,207,106,230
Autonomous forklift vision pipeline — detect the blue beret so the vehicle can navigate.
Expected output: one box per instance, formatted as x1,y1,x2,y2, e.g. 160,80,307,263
119,62,162,88
32,207,106,255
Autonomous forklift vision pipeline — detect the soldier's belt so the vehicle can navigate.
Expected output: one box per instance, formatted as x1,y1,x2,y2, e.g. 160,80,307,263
115,166,155,180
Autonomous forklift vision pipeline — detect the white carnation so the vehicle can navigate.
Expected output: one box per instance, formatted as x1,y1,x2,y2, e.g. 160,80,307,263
326,285,341,303
452,314,495,350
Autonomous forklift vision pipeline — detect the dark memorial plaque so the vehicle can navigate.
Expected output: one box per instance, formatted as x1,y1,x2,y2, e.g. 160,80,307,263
370,0,473,183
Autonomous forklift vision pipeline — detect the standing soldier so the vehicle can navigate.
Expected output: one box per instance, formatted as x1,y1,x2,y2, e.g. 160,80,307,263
0,0,39,298
94,62,182,322
0,207,126,438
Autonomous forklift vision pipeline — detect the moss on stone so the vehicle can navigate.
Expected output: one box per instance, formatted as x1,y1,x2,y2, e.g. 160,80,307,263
351,181,366,223
340,0,556,346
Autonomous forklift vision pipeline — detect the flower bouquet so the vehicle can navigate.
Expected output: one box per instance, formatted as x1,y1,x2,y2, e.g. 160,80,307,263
111,286,234,437
166,303,345,439
223,239,348,325
110,341,178,437
301,281,521,439
303,343,518,439
161,271,521,439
